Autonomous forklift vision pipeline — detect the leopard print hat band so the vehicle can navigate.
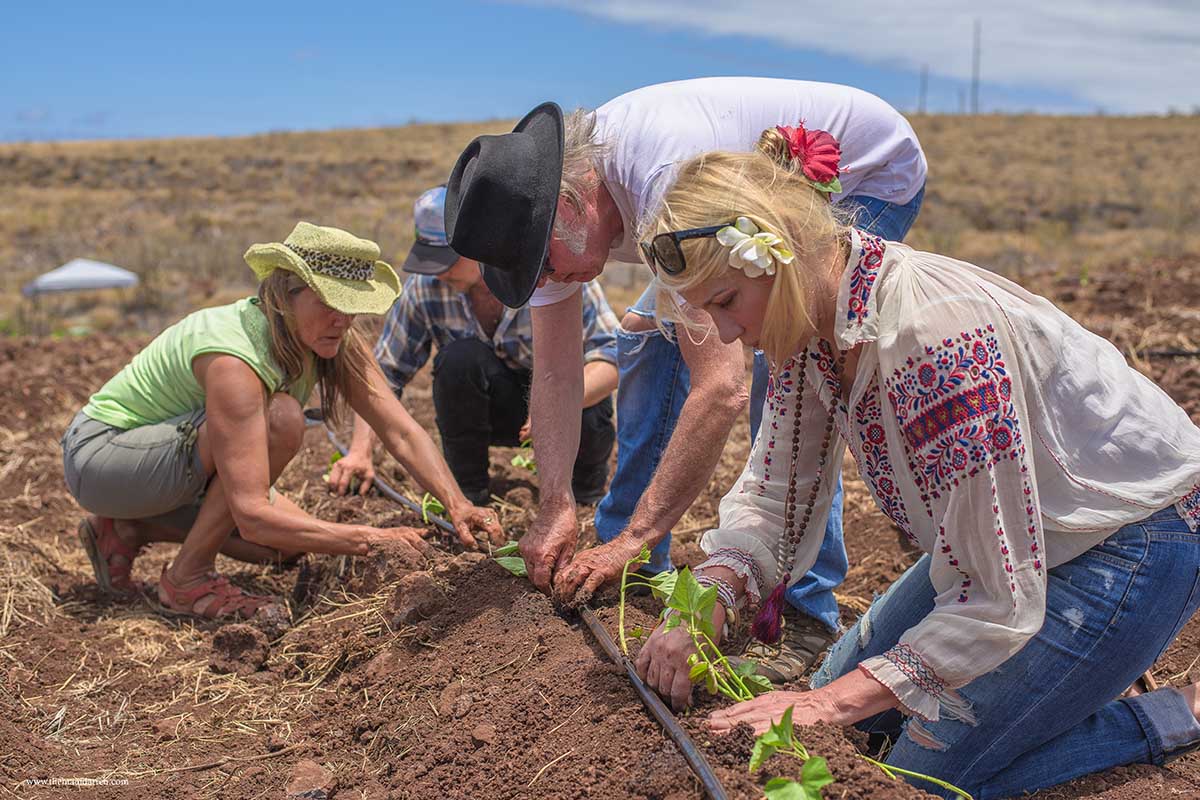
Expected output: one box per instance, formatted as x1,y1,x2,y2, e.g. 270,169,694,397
284,243,375,282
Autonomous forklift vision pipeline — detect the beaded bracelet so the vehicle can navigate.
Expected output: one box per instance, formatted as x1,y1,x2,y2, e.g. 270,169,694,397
696,573,740,633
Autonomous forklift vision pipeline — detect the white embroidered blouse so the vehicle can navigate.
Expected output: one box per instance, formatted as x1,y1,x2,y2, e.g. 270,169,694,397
699,229,1200,722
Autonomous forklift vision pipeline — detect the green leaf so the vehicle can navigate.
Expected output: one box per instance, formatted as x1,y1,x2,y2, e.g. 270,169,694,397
768,706,796,748
800,757,834,797
329,451,343,466
494,556,527,577
663,614,682,632
812,176,843,195
734,660,758,677
704,668,718,694
492,541,520,557
763,777,806,800
420,492,445,523
749,738,777,773
646,569,677,602
744,673,775,697
688,661,709,683
628,626,645,639
666,568,717,634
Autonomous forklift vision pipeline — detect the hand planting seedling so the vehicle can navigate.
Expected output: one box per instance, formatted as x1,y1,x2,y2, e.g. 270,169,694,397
638,564,772,703
510,440,537,474
491,540,528,578
749,705,974,800
323,451,361,494
617,543,678,654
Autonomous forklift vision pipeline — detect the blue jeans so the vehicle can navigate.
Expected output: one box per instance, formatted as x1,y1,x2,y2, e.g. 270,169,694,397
811,506,1200,799
744,186,927,630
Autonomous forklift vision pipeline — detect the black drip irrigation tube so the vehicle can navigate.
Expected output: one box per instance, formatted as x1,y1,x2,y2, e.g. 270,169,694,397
321,424,731,800
324,429,458,538
579,607,730,800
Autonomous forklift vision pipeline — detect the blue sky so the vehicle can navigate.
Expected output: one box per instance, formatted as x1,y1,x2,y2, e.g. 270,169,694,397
4,0,1197,141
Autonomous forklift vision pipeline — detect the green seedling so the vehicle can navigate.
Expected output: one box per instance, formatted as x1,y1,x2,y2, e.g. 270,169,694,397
617,543,678,655
658,567,772,703
491,540,528,578
747,706,834,799
749,705,973,800
510,440,537,474
855,755,973,800
420,492,445,524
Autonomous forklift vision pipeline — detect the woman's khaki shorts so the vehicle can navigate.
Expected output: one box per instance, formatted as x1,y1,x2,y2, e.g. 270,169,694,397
62,409,209,532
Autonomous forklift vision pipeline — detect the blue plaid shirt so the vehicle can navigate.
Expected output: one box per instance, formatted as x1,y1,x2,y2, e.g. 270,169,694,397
375,277,620,397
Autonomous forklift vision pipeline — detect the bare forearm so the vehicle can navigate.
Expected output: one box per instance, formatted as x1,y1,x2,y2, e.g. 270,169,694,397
582,360,618,409
531,294,585,506
235,496,372,555
624,388,742,543
348,413,375,456
378,422,469,513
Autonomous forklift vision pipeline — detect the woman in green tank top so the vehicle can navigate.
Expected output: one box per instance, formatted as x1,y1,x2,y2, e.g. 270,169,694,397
63,222,503,620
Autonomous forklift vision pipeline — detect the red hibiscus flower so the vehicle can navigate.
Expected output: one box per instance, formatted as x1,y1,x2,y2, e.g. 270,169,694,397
776,123,842,184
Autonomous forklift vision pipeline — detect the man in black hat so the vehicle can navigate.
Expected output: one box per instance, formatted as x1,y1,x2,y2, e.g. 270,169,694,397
445,79,927,683
331,185,619,507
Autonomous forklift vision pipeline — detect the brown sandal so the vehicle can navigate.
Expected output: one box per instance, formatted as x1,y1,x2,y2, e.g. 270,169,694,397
157,566,275,620
78,517,144,594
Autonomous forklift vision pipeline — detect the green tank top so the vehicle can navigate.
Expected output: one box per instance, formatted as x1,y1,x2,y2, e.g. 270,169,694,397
83,297,317,429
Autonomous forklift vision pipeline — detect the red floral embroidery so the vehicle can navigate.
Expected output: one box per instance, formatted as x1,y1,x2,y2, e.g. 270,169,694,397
846,232,885,326
886,326,1021,511
887,325,1042,580
854,378,915,543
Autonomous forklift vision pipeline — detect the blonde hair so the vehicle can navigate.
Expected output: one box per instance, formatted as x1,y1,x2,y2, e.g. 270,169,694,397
649,128,851,367
257,270,376,427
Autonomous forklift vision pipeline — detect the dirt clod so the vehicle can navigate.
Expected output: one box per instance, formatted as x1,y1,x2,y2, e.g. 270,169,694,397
285,759,336,800
386,572,444,626
470,722,497,747
209,623,270,676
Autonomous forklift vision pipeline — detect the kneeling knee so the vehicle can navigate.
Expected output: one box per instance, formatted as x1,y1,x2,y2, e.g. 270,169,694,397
267,393,304,457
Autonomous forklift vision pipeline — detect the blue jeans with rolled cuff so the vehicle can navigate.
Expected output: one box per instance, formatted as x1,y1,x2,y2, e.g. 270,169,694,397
810,505,1200,799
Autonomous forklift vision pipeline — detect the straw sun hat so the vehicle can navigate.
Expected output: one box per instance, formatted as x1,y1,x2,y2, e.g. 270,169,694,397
244,222,401,315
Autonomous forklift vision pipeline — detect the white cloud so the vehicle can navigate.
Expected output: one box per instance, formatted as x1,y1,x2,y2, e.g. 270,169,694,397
518,0,1200,113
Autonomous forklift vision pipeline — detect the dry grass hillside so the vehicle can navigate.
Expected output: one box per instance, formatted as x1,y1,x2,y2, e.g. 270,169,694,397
1,114,1198,333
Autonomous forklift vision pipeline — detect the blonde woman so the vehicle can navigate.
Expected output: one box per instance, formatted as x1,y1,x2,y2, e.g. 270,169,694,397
632,130,1200,798
63,222,501,620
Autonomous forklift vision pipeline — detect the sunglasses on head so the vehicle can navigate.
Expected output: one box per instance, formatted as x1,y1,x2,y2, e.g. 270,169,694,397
639,221,738,276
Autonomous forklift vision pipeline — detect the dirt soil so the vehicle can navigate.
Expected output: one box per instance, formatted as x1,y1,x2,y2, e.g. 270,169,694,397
2,257,1200,799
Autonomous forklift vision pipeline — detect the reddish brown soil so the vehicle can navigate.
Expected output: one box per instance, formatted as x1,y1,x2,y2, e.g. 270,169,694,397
2,257,1199,798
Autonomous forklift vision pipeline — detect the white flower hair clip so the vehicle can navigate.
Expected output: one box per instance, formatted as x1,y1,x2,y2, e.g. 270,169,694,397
715,217,794,278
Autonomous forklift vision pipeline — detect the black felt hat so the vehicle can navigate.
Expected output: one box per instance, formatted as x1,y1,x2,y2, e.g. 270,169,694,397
444,102,564,308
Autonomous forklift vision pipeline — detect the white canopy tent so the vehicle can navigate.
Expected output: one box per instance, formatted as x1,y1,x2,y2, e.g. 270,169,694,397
21,258,139,297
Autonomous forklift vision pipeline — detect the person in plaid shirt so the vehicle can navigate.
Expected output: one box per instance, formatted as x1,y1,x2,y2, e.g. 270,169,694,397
334,186,619,506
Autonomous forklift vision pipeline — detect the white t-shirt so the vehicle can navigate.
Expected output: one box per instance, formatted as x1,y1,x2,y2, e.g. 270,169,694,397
530,77,927,307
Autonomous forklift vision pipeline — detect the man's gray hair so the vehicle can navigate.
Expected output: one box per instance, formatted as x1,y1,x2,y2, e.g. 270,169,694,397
559,108,610,212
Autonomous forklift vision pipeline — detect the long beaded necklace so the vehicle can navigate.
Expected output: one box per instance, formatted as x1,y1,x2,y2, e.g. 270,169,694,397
750,344,846,644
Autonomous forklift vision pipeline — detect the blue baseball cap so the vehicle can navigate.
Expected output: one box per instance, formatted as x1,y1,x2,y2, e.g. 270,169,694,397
401,185,461,275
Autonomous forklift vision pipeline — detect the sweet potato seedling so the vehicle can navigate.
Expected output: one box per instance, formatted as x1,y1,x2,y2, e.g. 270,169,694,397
420,492,445,524
491,540,528,578
750,705,973,800
510,440,537,474
617,543,677,654
617,548,772,703
747,706,834,799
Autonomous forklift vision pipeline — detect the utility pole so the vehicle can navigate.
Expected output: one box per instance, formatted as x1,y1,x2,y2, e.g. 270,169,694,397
971,18,982,114
918,64,929,114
